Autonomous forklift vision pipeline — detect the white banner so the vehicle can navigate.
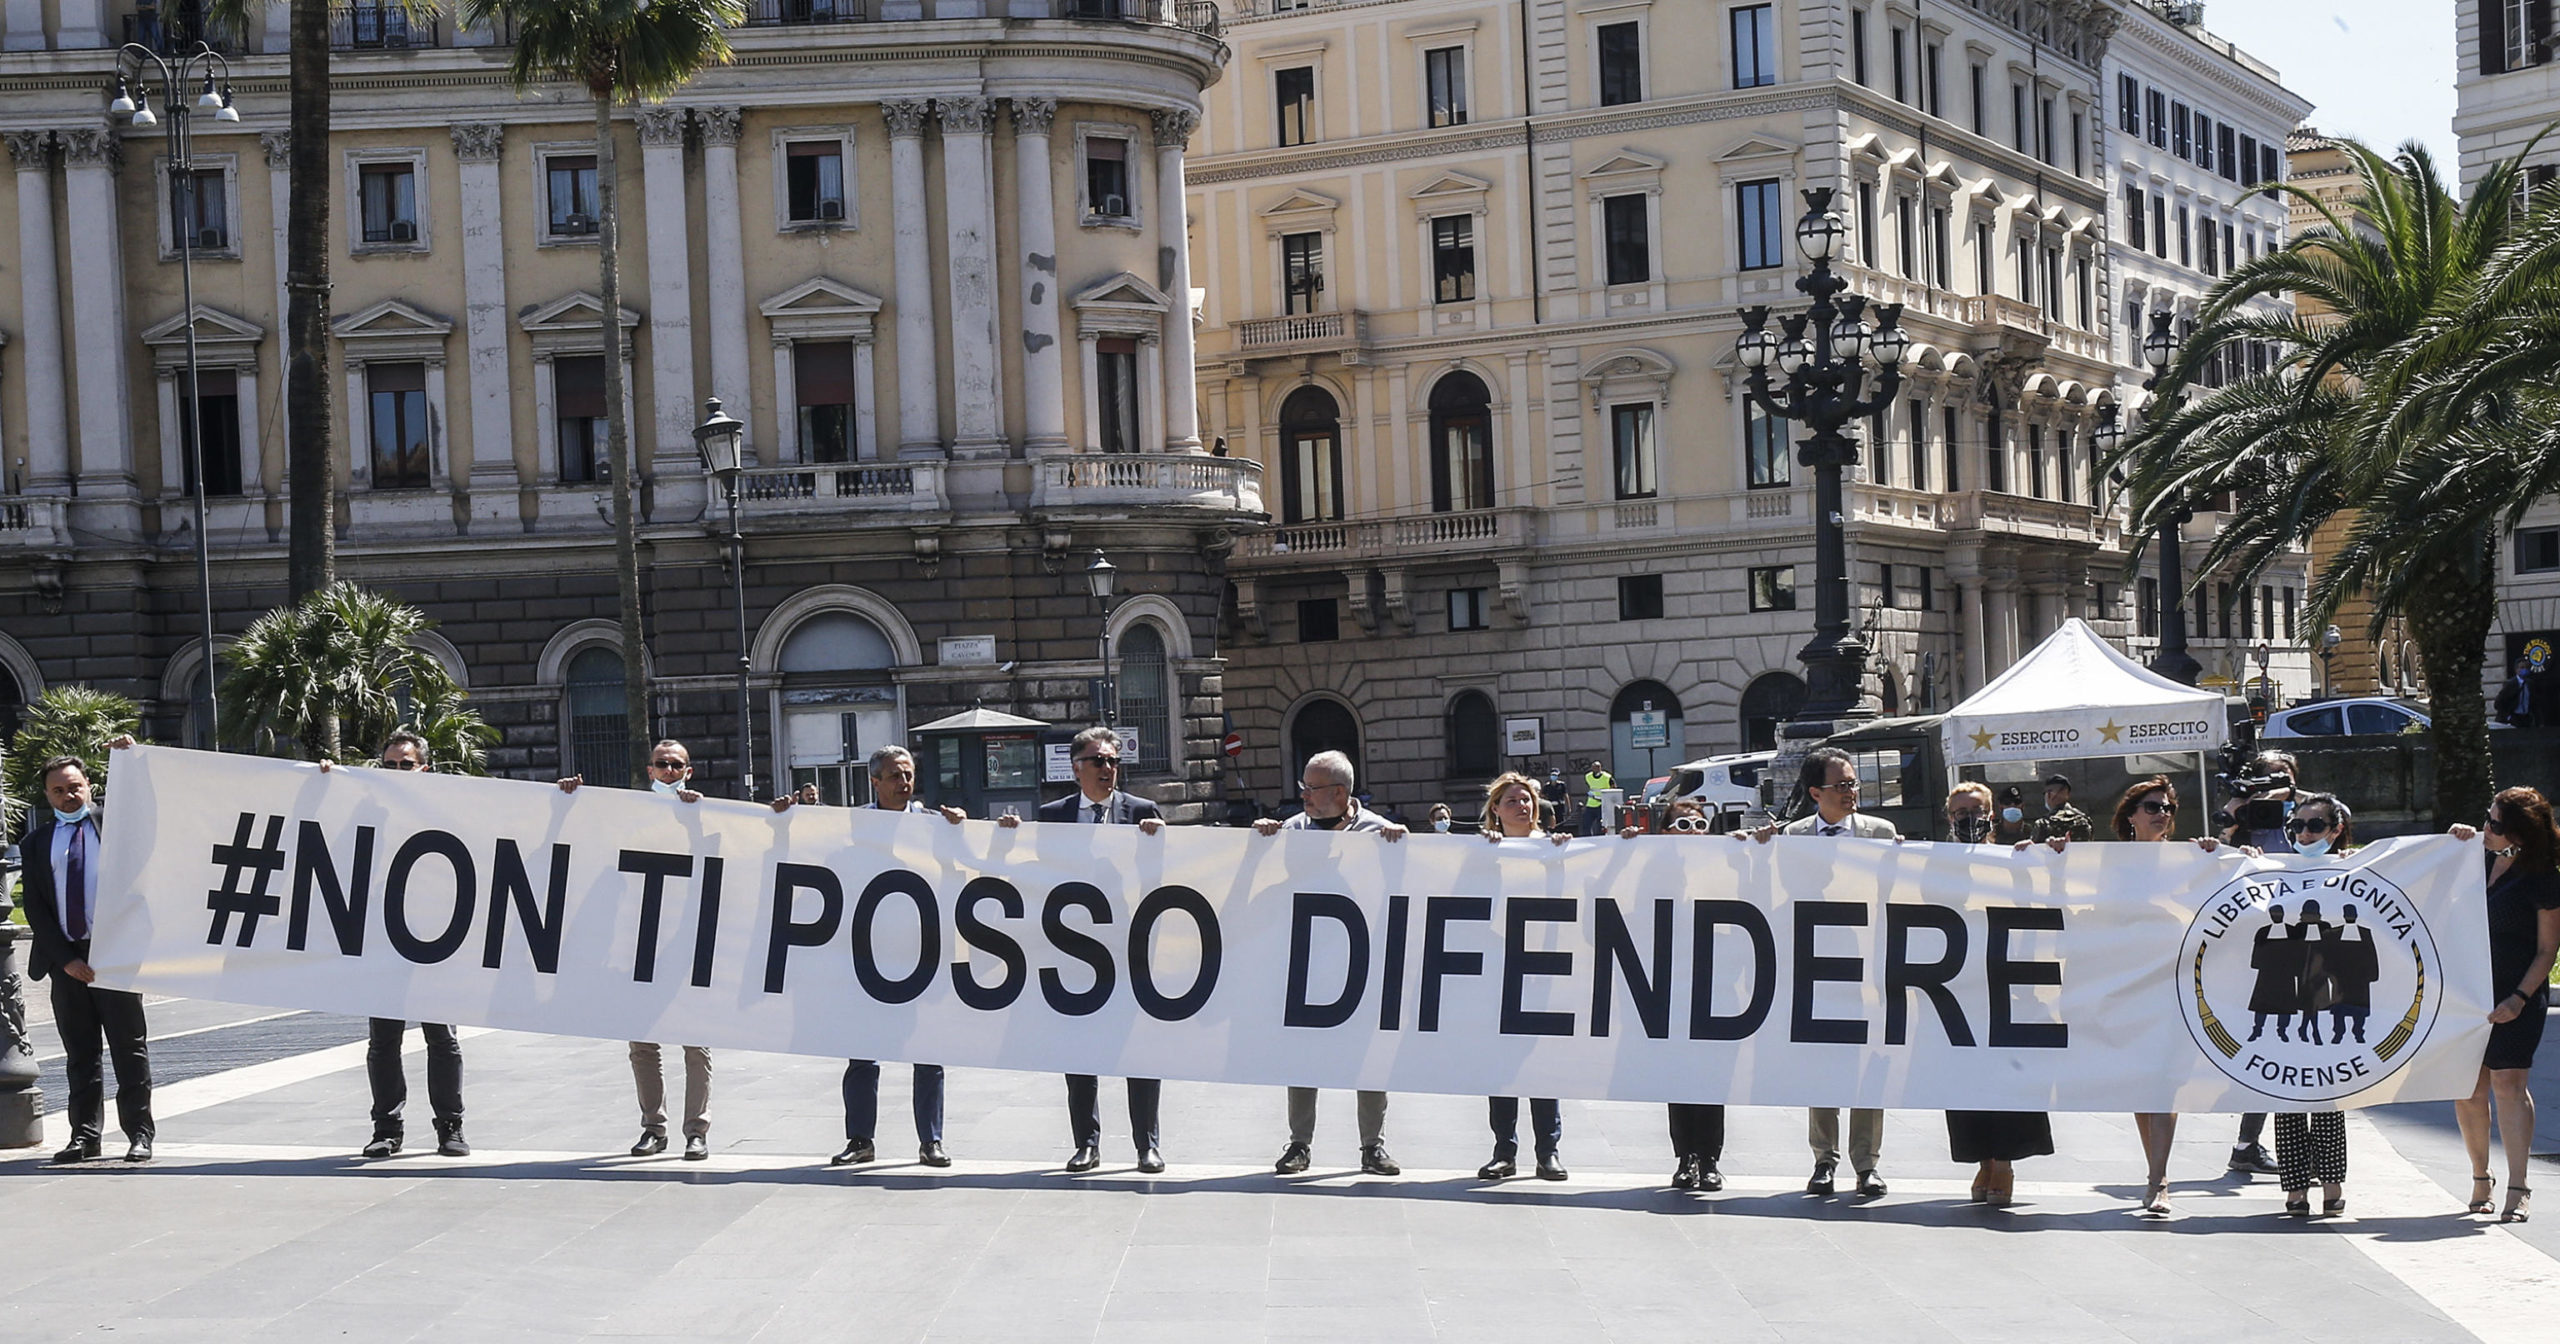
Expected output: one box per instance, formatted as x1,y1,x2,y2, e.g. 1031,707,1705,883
90,746,2493,1111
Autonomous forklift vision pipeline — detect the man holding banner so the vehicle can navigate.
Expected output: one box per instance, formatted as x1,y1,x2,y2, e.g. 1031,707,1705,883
20,753,155,1164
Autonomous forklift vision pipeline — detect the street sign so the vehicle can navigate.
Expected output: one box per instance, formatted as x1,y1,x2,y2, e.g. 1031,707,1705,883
1221,731,1243,758
1504,717,1543,755
938,635,998,666
1629,707,1668,749
1044,742,1074,783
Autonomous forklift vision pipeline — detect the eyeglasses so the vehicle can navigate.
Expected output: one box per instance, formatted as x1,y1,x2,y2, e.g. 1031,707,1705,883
1667,816,1709,833
2284,817,2334,835
380,758,422,771
650,759,688,771
1078,755,1120,769
1817,780,1861,794
2138,800,2178,816
1297,781,1342,795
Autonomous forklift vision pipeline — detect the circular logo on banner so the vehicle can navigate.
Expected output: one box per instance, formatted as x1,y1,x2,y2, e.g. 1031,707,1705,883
2174,865,2444,1103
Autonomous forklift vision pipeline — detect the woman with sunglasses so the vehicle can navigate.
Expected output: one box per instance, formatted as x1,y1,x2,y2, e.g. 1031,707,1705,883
2269,792,2357,1216
2457,787,2560,1222
1478,772,1570,1180
1944,782,2052,1204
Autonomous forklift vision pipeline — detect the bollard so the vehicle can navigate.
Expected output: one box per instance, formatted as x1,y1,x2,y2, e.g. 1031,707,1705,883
0,844,45,1148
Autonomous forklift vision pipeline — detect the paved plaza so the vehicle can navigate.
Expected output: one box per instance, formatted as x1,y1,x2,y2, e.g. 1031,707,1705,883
8,993,2560,1343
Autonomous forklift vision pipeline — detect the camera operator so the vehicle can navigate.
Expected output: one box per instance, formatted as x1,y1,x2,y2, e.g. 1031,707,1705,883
2219,747,2303,854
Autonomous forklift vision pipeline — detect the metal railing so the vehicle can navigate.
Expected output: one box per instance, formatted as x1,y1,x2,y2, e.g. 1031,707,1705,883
742,0,868,26
330,4,440,50
1056,0,1222,36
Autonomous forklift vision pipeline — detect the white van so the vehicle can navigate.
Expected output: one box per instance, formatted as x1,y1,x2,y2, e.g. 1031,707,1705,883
1662,751,1775,814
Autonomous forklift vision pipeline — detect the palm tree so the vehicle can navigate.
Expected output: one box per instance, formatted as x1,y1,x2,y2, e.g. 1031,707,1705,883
2111,140,2540,827
5,686,144,820
459,0,742,788
221,582,497,773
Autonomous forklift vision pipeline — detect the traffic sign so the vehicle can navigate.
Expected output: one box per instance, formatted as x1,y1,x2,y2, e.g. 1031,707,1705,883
1222,731,1243,759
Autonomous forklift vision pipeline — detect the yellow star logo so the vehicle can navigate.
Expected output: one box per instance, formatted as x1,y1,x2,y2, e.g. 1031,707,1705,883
2098,720,2124,744
1969,728,1996,752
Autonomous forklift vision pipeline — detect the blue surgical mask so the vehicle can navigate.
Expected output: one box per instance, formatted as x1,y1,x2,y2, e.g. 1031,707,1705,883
2001,807,2023,824
51,803,91,825
650,779,683,797
2294,837,2333,858
1433,819,1452,833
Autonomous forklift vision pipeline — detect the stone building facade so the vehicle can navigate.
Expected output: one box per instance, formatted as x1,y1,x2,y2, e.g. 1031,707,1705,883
1193,0,2305,816
0,2,1258,819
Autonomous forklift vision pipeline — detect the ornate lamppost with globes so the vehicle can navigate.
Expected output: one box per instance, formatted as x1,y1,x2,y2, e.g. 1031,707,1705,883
109,40,238,749
1733,187,1910,743
2093,311,2201,685
692,398,756,801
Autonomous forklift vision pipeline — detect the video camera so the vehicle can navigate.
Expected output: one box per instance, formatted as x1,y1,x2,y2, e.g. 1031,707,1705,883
2213,739,2295,832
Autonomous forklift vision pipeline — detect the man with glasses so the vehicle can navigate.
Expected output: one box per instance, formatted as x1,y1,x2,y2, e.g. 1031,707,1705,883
778,744,967,1169
560,741,713,1160
323,731,470,1158
1253,749,1404,1177
1003,726,1165,1172
1748,747,1896,1197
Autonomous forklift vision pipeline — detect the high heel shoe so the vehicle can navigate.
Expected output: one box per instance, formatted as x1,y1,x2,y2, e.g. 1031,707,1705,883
2504,1186,2532,1224
2283,1193,2310,1217
2142,1181,2171,1216
2469,1174,2497,1216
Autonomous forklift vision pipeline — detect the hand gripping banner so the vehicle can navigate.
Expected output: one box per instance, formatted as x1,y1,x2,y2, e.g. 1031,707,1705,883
88,746,2494,1112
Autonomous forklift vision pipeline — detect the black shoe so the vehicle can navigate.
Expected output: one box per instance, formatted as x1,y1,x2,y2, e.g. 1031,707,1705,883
1065,1144,1102,1173
1136,1147,1166,1174
53,1137,101,1165
361,1134,402,1160
684,1136,708,1162
124,1138,153,1163
1856,1170,1888,1198
1699,1161,1726,1193
1808,1160,1837,1195
630,1131,668,1157
434,1124,470,1158
1672,1154,1702,1191
2230,1143,2279,1176
1360,1145,1401,1177
832,1138,876,1166
1478,1155,1517,1181
1536,1153,1568,1181
1274,1141,1312,1175
919,1141,950,1168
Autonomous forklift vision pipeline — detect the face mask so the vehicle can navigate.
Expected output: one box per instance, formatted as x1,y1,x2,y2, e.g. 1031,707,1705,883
1433,819,1452,833
1952,816,1992,844
2000,807,2023,824
2294,837,2333,857
52,803,91,824
650,779,684,797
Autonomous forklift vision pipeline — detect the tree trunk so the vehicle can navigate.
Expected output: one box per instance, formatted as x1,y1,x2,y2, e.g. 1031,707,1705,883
286,0,338,762
596,94,650,791
2409,539,2501,830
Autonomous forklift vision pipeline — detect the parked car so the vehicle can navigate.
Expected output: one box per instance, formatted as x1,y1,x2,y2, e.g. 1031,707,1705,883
1660,752,1775,821
2260,697,2431,739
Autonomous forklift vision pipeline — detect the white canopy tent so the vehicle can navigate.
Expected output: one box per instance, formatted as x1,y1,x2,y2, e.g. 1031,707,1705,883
1940,618,2228,768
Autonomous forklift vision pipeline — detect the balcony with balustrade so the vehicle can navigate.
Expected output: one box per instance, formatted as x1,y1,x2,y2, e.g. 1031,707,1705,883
1232,310,1373,364
1031,452,1262,517
0,495,71,553
1231,505,1530,571
731,460,951,529
737,0,1219,31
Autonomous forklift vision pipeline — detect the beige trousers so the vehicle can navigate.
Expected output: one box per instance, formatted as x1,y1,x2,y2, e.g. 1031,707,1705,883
631,1042,712,1140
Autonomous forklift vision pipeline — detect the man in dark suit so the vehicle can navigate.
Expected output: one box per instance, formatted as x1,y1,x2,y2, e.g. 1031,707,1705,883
1001,725,1165,1173
20,753,154,1163
1749,747,1896,1198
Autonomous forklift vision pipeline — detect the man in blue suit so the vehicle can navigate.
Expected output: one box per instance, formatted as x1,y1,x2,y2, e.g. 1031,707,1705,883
19,753,154,1163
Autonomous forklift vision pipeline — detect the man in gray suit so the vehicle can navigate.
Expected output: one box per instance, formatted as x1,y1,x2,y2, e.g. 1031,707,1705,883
1749,746,1897,1198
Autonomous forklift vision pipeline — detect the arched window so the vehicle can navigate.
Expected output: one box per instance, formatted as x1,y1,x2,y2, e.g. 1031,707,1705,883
565,645,630,784
1278,386,1344,525
1117,621,1172,775
185,665,216,752
1446,690,1500,778
1608,680,1685,785
1739,671,1807,751
778,610,901,806
0,663,19,744
1288,698,1361,796
1428,372,1495,513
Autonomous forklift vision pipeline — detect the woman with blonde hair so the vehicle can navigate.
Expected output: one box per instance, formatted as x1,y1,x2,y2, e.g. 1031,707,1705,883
1477,771,1568,1180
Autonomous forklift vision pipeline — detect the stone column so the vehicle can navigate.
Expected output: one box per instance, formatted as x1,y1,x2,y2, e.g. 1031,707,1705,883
636,106,696,480
2,0,41,52
234,365,262,493
1010,98,1068,455
54,0,101,48
6,131,66,493
1947,551,1986,697
937,96,1006,458
61,128,135,520
261,132,290,394
768,339,797,462
883,100,940,459
451,123,517,518
1151,108,1202,452
697,106,754,464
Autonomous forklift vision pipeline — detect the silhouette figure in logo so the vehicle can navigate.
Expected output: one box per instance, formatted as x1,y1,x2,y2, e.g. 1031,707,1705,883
2326,904,2379,1044
2294,899,2340,1046
2248,905,2304,1041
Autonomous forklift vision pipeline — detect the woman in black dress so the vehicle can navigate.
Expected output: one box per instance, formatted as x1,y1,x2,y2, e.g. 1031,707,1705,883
1623,798,1730,1192
2455,787,2560,1223
1945,782,2053,1205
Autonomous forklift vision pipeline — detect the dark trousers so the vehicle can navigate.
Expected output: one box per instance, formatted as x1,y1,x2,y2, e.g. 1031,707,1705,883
50,976,153,1144
2238,1112,2267,1146
1488,1097,1562,1160
1667,1103,1725,1162
845,1060,945,1143
367,1018,462,1134
1065,1074,1160,1151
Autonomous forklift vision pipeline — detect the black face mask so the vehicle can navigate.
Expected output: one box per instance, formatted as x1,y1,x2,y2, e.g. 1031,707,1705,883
1951,816,1993,844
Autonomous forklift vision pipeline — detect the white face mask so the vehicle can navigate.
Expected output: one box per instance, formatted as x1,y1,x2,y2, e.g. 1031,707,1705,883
2000,807,2023,824
52,803,91,824
2294,836,2333,857
650,778,684,797
1433,819,1452,833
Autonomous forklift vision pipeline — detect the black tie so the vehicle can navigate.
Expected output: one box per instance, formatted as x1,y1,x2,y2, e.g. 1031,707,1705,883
1089,801,1106,825
1821,824,1844,837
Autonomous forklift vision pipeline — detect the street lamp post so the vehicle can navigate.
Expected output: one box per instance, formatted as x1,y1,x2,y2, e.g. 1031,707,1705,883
692,398,755,801
110,41,237,749
1733,187,1909,734
1084,550,1118,727
2320,623,2342,699
2096,312,2201,686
